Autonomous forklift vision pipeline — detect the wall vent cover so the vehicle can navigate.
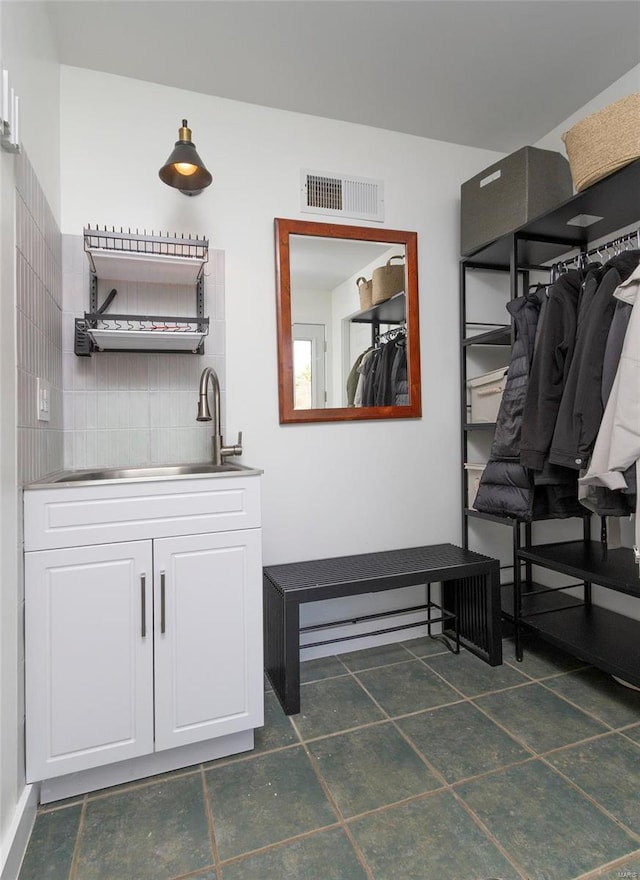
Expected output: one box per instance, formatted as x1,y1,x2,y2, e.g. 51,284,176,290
301,169,384,222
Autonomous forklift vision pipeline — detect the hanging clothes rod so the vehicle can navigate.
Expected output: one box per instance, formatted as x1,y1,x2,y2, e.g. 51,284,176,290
581,227,639,260
377,324,406,344
551,228,639,277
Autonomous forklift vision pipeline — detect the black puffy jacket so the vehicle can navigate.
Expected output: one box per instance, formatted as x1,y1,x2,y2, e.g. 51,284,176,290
474,289,542,520
520,269,584,471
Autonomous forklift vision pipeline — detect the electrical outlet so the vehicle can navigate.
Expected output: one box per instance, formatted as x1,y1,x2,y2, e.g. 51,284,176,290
36,378,50,422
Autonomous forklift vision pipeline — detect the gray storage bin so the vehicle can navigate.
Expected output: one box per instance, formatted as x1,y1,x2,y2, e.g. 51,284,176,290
460,146,573,256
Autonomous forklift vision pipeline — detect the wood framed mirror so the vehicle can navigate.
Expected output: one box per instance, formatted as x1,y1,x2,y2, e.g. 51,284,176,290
274,218,421,424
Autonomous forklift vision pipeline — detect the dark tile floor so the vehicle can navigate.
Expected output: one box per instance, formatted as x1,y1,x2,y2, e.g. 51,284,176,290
19,634,640,880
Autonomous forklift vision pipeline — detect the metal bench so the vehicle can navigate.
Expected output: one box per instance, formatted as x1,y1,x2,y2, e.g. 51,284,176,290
263,543,501,715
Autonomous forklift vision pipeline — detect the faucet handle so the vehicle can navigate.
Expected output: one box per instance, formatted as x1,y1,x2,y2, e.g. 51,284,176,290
221,430,243,460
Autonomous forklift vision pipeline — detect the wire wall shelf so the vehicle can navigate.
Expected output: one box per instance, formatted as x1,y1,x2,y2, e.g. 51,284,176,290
75,227,210,355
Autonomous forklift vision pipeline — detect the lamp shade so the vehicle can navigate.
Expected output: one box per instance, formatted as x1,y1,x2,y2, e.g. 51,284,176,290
159,119,212,196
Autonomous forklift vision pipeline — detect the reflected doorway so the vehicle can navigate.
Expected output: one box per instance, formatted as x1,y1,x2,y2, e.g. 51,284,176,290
292,323,326,409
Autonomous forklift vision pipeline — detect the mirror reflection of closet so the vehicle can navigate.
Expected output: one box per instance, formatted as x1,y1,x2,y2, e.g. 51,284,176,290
275,218,421,424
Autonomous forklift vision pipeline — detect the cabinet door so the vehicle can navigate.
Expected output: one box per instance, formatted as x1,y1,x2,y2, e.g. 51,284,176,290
25,541,153,782
153,529,263,751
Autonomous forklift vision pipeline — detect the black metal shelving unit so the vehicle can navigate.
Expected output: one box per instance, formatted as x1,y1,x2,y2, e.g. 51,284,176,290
459,159,640,676
517,543,640,686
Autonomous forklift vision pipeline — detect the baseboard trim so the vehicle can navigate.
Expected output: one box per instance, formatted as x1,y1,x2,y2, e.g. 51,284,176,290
0,784,38,880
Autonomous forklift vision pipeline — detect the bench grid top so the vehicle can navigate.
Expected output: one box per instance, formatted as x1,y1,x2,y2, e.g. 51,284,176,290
264,543,497,594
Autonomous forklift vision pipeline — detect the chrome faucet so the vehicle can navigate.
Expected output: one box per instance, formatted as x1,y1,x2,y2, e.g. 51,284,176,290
196,367,243,465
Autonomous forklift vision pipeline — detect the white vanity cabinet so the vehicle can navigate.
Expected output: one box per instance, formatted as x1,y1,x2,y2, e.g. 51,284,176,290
24,471,263,799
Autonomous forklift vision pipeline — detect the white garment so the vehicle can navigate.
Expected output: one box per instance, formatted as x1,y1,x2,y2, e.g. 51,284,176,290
353,349,374,408
578,264,640,570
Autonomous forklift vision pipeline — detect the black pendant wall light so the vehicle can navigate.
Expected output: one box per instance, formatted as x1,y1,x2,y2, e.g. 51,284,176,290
159,119,212,196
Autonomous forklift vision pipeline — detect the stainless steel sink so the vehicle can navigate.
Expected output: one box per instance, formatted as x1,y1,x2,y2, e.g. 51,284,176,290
29,461,261,488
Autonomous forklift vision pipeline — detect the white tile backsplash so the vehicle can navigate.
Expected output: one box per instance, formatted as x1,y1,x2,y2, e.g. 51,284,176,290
15,151,64,486
62,234,225,468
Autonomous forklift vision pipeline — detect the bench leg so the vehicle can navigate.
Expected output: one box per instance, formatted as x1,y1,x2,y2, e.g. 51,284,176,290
441,568,502,666
263,577,301,715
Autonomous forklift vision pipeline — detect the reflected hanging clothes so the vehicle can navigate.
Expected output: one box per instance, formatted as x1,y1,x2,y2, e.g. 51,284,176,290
354,349,377,407
391,337,408,405
375,337,399,405
346,346,373,407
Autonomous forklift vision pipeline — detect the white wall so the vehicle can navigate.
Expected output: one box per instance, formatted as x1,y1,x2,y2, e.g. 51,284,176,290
59,66,502,576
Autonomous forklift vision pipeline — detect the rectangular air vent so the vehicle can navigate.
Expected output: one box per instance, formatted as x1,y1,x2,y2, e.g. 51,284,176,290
301,169,384,222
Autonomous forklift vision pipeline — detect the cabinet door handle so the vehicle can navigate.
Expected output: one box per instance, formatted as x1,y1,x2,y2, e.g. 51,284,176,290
160,570,166,634
140,574,146,638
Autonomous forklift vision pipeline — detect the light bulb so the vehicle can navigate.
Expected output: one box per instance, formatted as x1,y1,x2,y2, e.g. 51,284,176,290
174,162,198,176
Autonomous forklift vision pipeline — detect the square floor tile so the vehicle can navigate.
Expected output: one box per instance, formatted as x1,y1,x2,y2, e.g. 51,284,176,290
456,760,638,879
337,643,413,671
401,635,452,659
19,804,81,880
294,676,384,739
348,790,520,880
397,701,531,783
503,635,587,679
543,667,640,728
220,827,368,880
308,722,441,817
546,733,640,834
86,765,201,800
356,660,461,717
595,854,640,879
424,649,529,697
252,690,299,754
75,774,212,880
475,681,607,752
300,656,348,683
176,872,216,880
205,747,336,860
624,724,640,746
38,795,85,813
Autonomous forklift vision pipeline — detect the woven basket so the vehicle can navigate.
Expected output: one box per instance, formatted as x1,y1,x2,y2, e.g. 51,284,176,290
372,255,405,305
356,276,373,311
561,93,640,192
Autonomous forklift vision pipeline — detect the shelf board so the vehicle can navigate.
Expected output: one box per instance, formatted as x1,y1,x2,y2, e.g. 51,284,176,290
465,508,518,525
464,421,496,431
464,508,588,525
501,581,584,621
462,159,640,268
87,249,205,285
520,603,640,688
463,326,511,346
87,328,206,353
351,292,405,325
518,541,640,597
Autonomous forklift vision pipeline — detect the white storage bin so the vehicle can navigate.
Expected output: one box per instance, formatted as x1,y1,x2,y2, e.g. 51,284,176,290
464,463,486,509
466,367,508,423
